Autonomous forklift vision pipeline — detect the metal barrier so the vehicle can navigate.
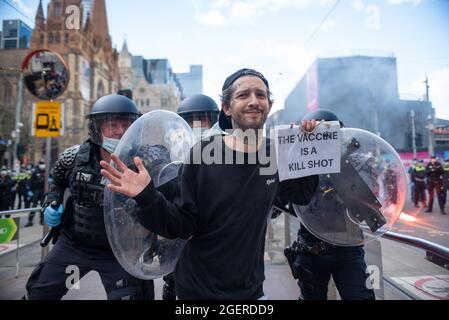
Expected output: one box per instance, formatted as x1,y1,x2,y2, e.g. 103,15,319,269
2,208,449,298
1,207,42,218
0,207,42,277
382,230,449,270
286,214,449,299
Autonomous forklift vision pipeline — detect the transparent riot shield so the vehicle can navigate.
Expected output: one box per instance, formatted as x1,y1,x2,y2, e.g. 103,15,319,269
104,110,194,279
293,128,407,246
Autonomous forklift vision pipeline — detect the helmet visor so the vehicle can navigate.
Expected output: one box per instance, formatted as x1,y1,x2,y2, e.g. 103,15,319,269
89,113,138,144
180,112,219,129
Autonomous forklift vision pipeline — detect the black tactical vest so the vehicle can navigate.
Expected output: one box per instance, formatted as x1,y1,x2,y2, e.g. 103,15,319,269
67,142,109,248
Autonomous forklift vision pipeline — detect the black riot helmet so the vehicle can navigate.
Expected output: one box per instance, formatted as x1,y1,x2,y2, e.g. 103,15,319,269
177,94,219,129
87,94,141,145
302,109,344,128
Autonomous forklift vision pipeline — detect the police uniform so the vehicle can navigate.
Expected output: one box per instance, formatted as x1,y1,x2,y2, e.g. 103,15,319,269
0,171,11,212
408,160,416,201
411,162,427,208
14,169,31,209
383,165,398,205
442,161,449,212
24,141,153,300
24,94,153,300
286,225,375,300
284,109,376,300
425,159,445,214
26,165,46,226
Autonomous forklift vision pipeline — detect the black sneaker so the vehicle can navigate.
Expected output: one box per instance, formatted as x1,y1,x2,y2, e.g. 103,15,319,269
24,222,33,228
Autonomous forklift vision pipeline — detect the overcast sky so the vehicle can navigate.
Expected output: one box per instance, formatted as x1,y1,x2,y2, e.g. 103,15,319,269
1,0,449,119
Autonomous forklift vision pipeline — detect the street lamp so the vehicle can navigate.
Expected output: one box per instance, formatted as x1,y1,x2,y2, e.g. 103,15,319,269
427,114,434,157
410,110,417,159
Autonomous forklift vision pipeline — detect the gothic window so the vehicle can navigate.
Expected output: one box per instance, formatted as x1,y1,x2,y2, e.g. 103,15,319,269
65,33,69,43
97,81,105,99
40,34,45,45
49,32,54,44
146,99,150,106
54,2,62,17
55,32,61,43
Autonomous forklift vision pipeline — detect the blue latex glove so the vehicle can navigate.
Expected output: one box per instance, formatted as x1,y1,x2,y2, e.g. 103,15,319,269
44,204,64,227
27,190,33,198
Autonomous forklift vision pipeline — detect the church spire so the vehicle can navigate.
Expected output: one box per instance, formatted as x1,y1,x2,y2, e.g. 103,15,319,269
121,39,129,55
35,0,45,28
91,0,109,38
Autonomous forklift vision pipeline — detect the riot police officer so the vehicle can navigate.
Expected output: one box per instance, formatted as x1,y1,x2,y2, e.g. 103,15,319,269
159,94,220,300
0,167,12,213
442,159,449,212
408,158,417,202
425,156,445,215
285,109,375,300
177,93,219,132
25,160,46,227
411,160,427,208
23,94,154,300
383,161,398,206
14,166,31,209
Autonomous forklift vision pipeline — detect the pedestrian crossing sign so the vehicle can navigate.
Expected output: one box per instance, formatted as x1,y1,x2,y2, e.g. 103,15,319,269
33,101,62,138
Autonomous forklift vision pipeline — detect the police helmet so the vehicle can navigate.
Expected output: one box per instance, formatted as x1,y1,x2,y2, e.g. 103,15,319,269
177,94,219,128
87,94,141,145
302,109,344,127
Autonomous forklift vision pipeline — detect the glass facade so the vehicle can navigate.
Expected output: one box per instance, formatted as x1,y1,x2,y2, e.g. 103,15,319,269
1,19,32,49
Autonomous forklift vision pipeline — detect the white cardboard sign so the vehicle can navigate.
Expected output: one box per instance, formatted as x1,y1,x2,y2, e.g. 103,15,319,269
275,121,341,181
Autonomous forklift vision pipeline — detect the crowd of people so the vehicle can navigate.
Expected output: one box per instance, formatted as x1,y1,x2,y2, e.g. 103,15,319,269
0,161,46,225
1,68,447,301
408,157,449,215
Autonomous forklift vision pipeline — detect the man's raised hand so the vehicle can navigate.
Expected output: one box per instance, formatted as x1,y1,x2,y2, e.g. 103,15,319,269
300,119,318,133
100,154,151,198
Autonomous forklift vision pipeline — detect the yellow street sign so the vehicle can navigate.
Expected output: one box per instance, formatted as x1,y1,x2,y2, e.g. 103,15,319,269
33,101,62,137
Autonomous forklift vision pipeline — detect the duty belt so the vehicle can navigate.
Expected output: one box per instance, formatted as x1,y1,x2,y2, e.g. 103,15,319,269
296,234,336,255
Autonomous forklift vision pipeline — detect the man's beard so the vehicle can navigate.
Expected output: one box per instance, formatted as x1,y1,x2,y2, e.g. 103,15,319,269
232,110,268,131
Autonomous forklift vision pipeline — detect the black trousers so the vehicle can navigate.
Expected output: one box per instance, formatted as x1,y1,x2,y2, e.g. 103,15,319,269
427,182,445,211
443,184,449,208
294,246,375,300
17,191,31,209
413,183,426,206
25,234,154,300
27,190,44,223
